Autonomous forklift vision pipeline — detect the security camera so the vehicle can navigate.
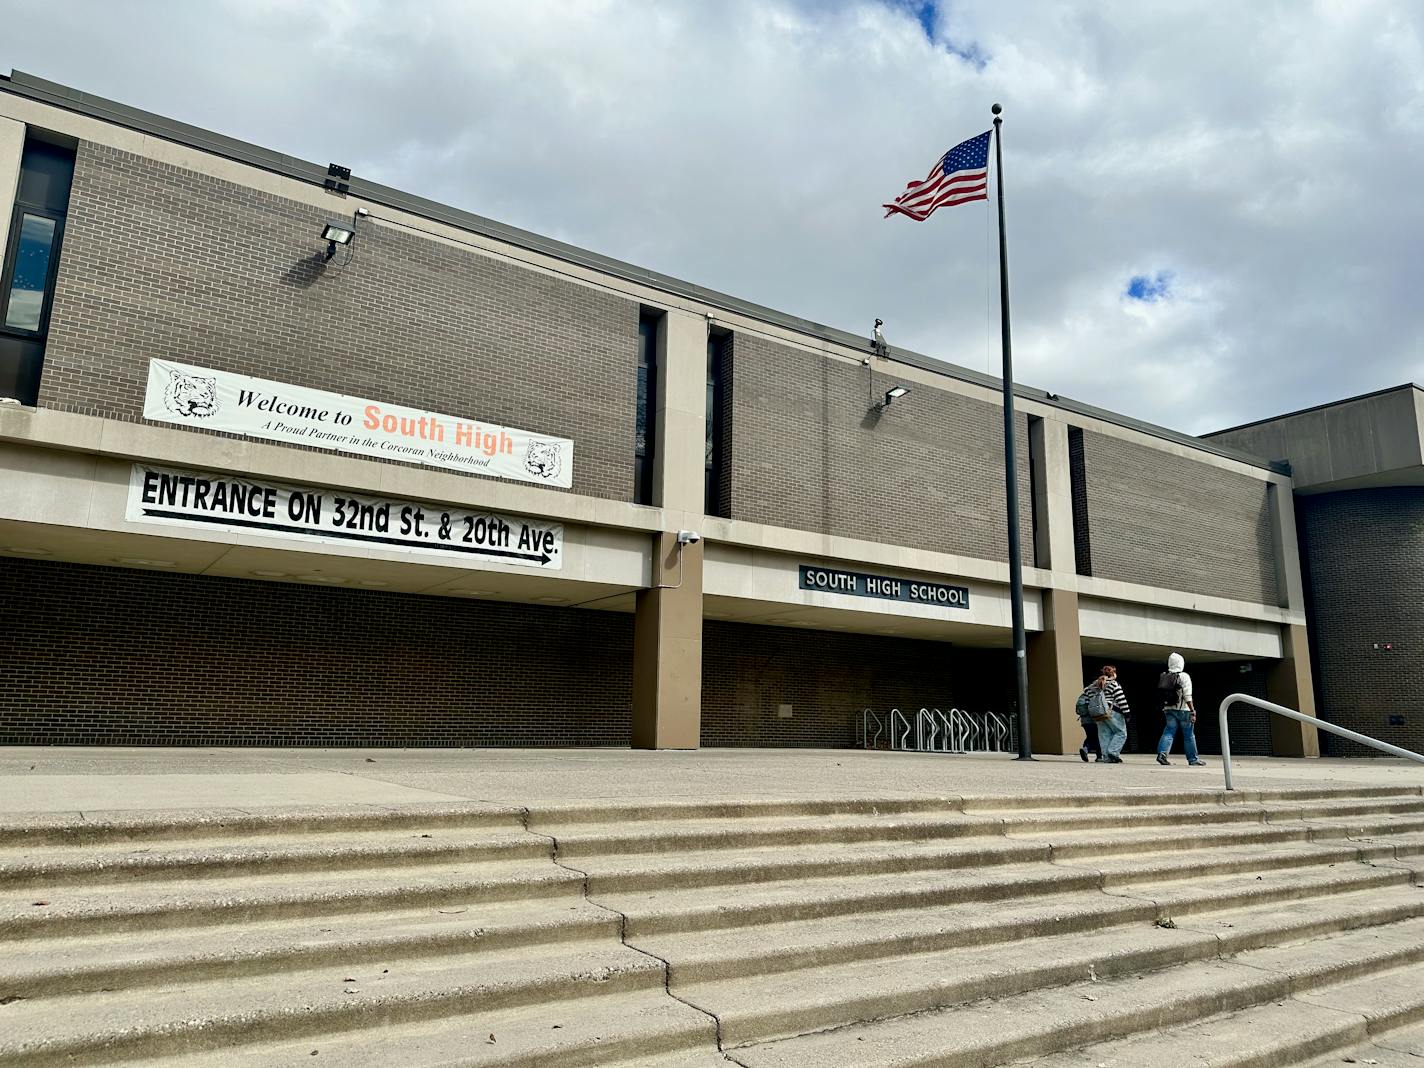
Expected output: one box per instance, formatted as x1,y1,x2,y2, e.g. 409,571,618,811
676,530,701,546
354,207,371,218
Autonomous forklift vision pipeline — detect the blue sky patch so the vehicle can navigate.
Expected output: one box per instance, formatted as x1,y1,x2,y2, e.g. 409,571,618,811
897,2,988,68
1126,271,1174,302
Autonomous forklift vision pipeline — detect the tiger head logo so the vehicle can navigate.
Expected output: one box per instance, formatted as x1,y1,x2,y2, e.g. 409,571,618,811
163,372,218,419
523,440,562,480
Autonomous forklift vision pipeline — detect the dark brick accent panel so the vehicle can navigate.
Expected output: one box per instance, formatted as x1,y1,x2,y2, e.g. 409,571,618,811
0,558,631,746
1067,426,1093,576
702,620,1015,747
724,334,1033,564
1078,431,1279,604
40,143,639,501
1298,488,1424,756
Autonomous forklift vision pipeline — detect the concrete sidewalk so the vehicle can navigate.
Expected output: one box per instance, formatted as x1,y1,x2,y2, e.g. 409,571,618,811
3,746,1423,815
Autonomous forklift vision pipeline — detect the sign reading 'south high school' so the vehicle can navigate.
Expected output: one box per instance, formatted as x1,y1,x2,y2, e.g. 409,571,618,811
126,464,563,570
798,565,970,608
143,359,573,489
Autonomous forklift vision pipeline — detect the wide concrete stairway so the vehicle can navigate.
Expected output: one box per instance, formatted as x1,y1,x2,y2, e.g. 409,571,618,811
4,784,1424,1066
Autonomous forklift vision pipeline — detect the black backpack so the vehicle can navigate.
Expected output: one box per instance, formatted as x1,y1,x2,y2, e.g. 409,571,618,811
1157,671,1181,707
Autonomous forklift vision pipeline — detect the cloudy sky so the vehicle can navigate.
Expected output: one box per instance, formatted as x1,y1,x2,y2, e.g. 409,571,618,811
4,0,1422,434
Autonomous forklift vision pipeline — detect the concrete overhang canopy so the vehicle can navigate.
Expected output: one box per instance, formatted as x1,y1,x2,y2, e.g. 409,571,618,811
1205,384,1424,495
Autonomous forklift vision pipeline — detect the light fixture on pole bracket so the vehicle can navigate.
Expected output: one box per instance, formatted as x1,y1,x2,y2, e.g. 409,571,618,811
321,220,355,261
883,385,910,406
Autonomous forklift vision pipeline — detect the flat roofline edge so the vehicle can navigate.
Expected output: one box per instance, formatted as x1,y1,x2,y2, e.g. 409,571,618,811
1,69,1283,475
1205,383,1424,438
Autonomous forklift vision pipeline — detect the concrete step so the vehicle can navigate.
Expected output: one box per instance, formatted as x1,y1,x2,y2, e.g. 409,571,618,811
0,857,584,939
645,893,1159,985
569,822,1365,896
606,840,1400,940
149,987,721,1067
546,810,1006,859
1248,785,1422,803
0,827,551,888
0,939,667,1065
1007,822,1316,857
1030,948,1424,1067
0,801,527,848
957,786,1418,814
575,835,1052,895
0,896,621,996
638,881,1424,988
1065,841,1389,886
1110,856,1415,917
1299,1017,1424,1068
525,795,964,827
729,917,1424,1066
609,860,1106,938
1266,797,1424,822
684,903,1424,1049
1022,989,1368,1067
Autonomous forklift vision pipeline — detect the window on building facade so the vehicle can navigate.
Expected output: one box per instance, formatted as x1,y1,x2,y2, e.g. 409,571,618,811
634,314,659,504
705,332,729,517
0,136,75,404
1067,426,1093,577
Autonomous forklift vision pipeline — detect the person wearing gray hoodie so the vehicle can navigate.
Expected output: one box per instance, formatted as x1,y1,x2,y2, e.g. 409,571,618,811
1156,652,1206,766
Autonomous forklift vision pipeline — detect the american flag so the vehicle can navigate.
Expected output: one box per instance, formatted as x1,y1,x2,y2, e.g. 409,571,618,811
883,130,992,221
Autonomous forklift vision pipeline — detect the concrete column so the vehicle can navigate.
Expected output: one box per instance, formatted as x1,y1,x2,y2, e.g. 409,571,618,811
651,310,708,514
1269,481,1306,612
0,118,24,266
1266,622,1321,757
1024,418,1084,754
1265,482,1320,756
1027,589,1083,754
1031,417,1076,572
632,532,703,749
632,309,708,748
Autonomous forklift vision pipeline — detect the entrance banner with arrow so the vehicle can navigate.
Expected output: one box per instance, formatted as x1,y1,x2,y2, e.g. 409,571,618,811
126,464,563,571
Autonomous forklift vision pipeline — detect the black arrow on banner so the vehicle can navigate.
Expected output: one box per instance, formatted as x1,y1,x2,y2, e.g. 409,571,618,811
140,509,555,565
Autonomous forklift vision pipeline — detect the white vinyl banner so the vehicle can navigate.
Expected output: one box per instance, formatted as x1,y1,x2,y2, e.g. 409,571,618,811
143,359,573,489
127,465,564,570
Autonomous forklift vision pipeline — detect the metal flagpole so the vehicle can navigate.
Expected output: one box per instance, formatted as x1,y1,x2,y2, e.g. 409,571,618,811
991,103,1034,761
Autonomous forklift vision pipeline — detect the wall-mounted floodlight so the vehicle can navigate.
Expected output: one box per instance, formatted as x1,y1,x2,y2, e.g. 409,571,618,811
321,220,355,261
884,385,910,405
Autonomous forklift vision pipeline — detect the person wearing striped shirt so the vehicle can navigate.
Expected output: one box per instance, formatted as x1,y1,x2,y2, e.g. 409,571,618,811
1086,665,1131,764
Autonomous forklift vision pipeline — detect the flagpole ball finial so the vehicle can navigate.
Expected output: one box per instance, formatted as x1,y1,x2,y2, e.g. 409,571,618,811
991,103,1002,116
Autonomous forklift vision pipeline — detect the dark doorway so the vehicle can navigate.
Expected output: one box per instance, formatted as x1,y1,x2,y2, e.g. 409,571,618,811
1078,655,1274,756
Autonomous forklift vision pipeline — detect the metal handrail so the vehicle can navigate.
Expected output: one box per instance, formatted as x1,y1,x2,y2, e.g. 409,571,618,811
1219,693,1424,791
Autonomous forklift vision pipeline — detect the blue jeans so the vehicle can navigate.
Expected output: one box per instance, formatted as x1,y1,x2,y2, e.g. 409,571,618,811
1096,711,1127,757
1080,721,1100,754
1158,710,1199,762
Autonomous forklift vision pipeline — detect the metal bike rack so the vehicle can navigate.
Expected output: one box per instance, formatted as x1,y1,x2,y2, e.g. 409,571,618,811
858,706,1017,754
858,707,884,750
890,708,913,751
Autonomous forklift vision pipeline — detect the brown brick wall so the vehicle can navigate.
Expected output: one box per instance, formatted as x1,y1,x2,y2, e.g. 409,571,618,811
702,620,1016,747
723,334,1033,564
40,143,639,501
1298,488,1424,756
0,558,632,746
1078,431,1279,604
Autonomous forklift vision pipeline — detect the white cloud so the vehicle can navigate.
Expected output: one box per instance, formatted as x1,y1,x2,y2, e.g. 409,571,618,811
2,0,1421,433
